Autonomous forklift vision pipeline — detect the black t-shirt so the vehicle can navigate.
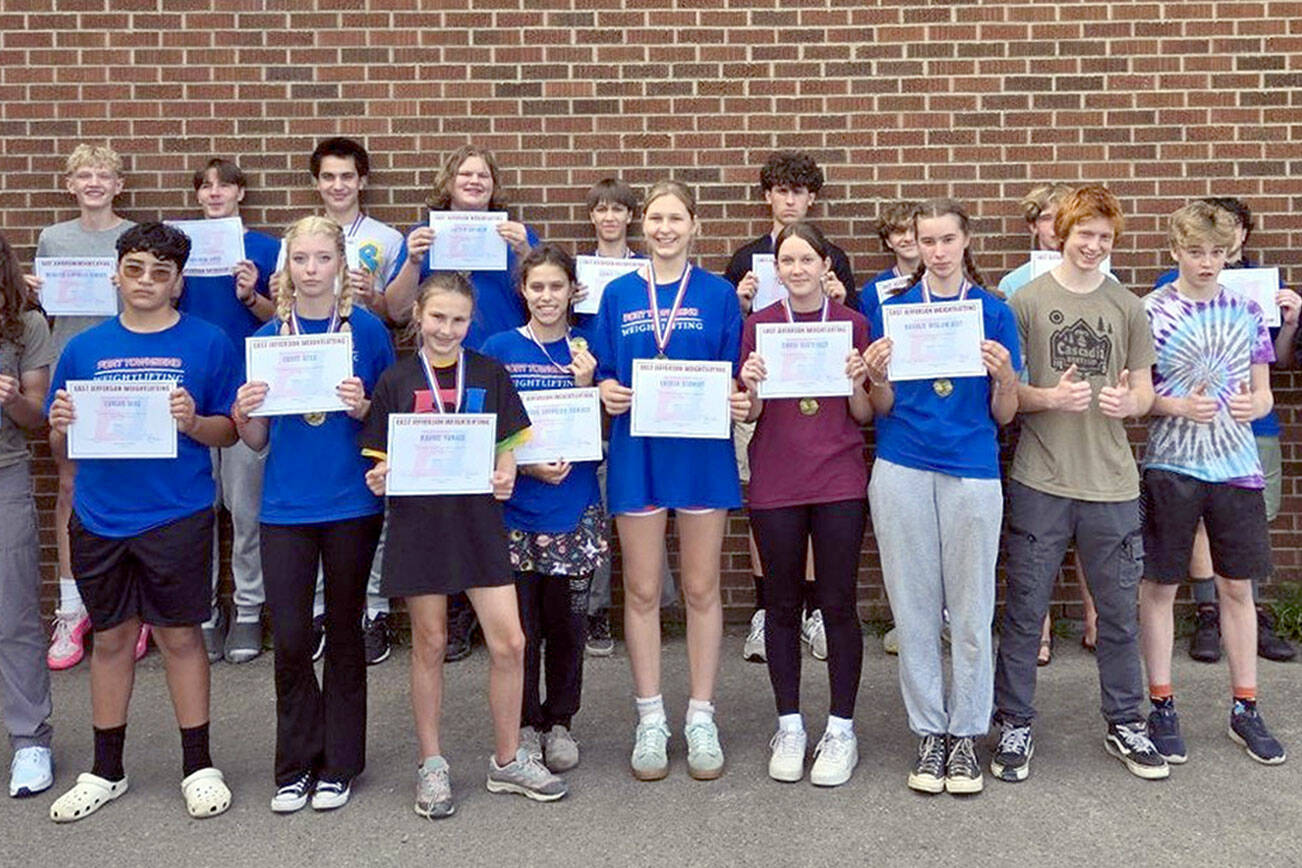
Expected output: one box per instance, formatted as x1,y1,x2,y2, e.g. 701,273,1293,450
723,233,859,311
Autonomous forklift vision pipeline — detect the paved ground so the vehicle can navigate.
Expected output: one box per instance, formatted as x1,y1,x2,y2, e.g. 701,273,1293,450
2,627,1298,866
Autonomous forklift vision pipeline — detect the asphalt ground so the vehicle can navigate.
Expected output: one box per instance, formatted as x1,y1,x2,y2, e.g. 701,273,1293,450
2,626,1297,867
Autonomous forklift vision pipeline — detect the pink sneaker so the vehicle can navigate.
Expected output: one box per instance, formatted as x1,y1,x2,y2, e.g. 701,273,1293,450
134,624,151,661
48,609,91,670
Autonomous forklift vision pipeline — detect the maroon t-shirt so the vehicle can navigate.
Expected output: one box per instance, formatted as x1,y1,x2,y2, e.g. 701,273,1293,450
740,300,871,510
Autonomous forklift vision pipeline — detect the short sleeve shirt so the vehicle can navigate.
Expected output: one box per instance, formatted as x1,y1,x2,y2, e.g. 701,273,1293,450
0,310,56,469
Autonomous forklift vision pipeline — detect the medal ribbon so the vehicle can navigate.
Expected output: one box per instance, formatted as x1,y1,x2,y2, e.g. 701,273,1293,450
645,263,692,357
289,304,341,337
921,275,971,303
781,295,829,324
418,348,465,414
521,323,572,376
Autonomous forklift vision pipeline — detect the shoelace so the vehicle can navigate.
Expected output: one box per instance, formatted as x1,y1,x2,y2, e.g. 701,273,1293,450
1116,724,1157,753
918,736,946,775
815,732,851,761
418,766,451,801
515,754,555,785
685,722,720,756
998,725,1031,755
770,730,805,758
50,614,78,646
948,739,978,776
747,616,764,642
278,773,313,797
316,780,347,795
635,721,669,755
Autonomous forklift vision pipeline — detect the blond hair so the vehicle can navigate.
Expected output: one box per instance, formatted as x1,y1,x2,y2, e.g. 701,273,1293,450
1018,182,1074,224
643,180,697,219
65,143,123,176
274,215,353,336
1168,201,1238,251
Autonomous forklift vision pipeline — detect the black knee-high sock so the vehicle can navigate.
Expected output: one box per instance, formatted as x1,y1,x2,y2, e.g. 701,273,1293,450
752,574,766,612
800,579,817,618
92,724,127,782
180,723,212,777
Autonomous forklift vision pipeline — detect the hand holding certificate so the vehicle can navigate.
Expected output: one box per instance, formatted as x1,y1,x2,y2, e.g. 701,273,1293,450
573,256,646,315
167,217,246,277
750,254,785,312
65,380,179,459
630,359,732,439
1219,267,1282,328
881,300,986,381
753,322,854,399
386,413,497,496
244,333,354,417
428,211,509,272
514,388,603,465
34,257,118,317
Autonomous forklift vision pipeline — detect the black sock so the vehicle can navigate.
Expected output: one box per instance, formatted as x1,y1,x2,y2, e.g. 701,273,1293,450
800,580,817,618
92,724,127,782
752,575,765,612
1151,695,1174,711
180,723,212,777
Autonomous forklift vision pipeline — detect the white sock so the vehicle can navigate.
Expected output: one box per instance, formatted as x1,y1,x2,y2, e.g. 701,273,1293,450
635,694,666,725
312,596,326,619
58,577,83,614
778,713,804,734
686,697,715,727
826,715,854,737
235,606,260,624
367,604,388,620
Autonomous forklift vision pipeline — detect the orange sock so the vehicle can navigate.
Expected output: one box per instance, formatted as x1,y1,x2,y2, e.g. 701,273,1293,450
1149,683,1173,702
1232,686,1256,702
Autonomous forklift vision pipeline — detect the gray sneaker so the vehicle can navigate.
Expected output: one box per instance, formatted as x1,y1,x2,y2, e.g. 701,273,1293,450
486,747,567,802
224,617,263,664
518,726,543,761
415,756,454,819
202,607,227,664
542,725,580,773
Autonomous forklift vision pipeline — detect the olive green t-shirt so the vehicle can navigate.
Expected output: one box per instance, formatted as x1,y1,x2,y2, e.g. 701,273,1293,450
1010,272,1156,502
0,309,56,469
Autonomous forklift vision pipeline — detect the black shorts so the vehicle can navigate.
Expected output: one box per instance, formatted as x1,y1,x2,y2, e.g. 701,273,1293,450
70,508,213,630
1140,468,1271,583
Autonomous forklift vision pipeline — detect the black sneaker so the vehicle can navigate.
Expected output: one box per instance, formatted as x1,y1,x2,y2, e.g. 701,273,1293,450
1104,721,1170,780
1188,604,1221,663
1229,701,1287,765
364,612,392,666
989,720,1033,782
1256,607,1296,662
906,734,946,794
446,603,479,663
1146,700,1187,764
311,614,326,663
945,735,983,794
585,611,614,658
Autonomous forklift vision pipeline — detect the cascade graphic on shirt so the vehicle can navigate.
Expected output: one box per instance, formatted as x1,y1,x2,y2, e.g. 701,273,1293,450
1048,312,1113,377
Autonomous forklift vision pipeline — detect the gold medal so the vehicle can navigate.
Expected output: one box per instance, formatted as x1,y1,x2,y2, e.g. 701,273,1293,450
799,397,820,416
302,412,327,426
932,378,953,398
568,336,588,354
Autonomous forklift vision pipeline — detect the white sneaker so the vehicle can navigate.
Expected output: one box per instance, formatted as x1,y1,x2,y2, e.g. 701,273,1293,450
743,609,766,662
767,729,807,782
810,729,858,787
801,609,828,660
9,746,54,797
630,718,670,781
882,626,899,655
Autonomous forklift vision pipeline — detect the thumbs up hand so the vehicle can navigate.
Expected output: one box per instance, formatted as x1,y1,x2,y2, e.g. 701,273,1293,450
1052,364,1094,412
1184,381,1220,424
1227,380,1255,423
1098,368,1137,419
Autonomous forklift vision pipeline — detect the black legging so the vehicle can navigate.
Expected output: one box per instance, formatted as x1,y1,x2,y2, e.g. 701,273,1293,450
750,499,866,720
261,513,382,786
516,571,591,730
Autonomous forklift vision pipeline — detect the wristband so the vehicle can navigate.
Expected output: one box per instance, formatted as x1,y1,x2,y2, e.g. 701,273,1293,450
242,293,259,308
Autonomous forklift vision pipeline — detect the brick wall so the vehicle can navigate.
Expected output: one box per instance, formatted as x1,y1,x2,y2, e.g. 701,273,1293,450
5,0,1302,621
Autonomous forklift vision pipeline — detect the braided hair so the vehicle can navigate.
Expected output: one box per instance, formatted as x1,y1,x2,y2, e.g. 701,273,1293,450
909,198,1001,299
273,215,353,335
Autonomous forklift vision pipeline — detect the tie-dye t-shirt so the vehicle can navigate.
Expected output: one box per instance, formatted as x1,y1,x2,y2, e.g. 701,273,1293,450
1142,284,1275,488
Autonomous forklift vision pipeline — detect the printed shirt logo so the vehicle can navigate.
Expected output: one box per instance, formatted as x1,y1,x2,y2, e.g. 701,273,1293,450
1049,314,1112,376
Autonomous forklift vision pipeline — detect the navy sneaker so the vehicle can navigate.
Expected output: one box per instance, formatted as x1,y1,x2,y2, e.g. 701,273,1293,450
1229,702,1287,765
1146,702,1187,764
1104,721,1169,780
989,720,1033,783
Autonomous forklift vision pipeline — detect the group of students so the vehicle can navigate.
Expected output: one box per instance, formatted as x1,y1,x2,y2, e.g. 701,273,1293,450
0,141,1294,825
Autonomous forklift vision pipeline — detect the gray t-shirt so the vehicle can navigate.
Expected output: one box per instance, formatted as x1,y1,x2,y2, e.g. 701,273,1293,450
1010,272,1156,502
36,218,135,355
0,309,56,469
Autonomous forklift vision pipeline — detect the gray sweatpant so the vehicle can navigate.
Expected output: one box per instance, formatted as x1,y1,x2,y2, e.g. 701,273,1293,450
0,462,53,749
869,459,1000,738
994,481,1145,725
210,440,265,619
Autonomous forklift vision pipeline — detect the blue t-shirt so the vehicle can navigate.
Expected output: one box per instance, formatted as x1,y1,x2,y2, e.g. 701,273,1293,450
1155,261,1284,437
177,229,280,353
593,264,743,513
392,219,540,351
48,314,240,537
859,265,913,329
253,308,395,525
481,326,601,533
870,284,1021,479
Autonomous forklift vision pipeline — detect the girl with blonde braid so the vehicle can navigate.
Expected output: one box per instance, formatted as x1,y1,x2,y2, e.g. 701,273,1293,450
232,216,395,813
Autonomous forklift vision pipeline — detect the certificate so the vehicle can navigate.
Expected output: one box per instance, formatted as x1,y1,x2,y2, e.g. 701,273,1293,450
428,211,509,272
167,217,246,277
881,300,987,381
244,333,353,417
573,255,646,315
1220,267,1281,328
630,359,732,439
751,253,785,312
514,388,603,465
875,275,911,305
754,322,854,399
1028,250,1112,280
34,257,117,316
386,413,497,496
66,380,178,460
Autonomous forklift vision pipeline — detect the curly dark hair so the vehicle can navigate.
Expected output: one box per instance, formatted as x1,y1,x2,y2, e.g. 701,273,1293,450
116,222,192,269
758,151,824,194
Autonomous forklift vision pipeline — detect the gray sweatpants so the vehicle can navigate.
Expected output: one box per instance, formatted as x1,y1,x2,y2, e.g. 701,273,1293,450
994,481,1145,725
0,462,53,749
210,440,265,619
869,459,1000,738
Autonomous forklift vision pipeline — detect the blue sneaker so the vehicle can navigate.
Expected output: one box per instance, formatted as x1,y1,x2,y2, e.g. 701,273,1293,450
1229,703,1286,765
1146,703,1187,764
9,746,54,798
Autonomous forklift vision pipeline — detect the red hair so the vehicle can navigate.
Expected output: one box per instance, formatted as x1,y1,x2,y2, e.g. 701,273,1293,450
1054,185,1125,244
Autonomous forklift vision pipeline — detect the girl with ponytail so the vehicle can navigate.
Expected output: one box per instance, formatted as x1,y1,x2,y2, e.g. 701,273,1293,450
232,215,396,813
